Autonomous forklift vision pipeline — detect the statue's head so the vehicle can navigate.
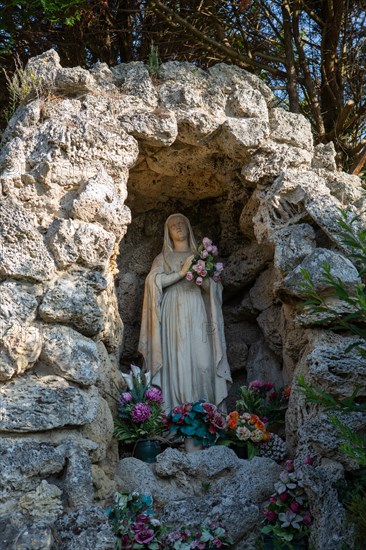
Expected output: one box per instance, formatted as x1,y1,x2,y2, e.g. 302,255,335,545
167,214,189,245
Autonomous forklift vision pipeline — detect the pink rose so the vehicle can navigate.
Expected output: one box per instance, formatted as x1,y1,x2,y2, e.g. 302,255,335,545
196,276,203,285
303,512,312,526
284,460,295,472
202,237,213,248
290,501,300,512
192,264,201,273
200,250,209,259
186,272,194,281
200,269,207,277
206,245,213,253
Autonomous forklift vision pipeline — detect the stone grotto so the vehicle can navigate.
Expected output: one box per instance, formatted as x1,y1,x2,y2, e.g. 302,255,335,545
0,49,365,549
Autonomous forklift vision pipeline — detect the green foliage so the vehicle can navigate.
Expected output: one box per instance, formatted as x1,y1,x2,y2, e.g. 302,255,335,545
106,491,231,549
3,56,42,120
147,42,160,76
331,416,366,467
235,381,290,427
296,376,365,413
299,209,366,355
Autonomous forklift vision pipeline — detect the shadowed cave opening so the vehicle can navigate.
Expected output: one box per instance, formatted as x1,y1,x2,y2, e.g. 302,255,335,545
115,139,282,408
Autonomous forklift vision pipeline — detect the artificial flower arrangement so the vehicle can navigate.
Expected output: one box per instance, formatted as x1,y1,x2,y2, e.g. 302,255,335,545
186,237,224,285
219,411,270,459
114,365,166,443
165,400,226,448
261,459,313,548
107,491,231,550
236,380,291,428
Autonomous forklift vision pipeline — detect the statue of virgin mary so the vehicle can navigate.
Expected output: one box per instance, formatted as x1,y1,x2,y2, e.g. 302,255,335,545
138,213,231,409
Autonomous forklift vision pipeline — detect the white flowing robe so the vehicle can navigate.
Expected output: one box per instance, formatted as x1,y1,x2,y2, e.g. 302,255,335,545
138,216,231,409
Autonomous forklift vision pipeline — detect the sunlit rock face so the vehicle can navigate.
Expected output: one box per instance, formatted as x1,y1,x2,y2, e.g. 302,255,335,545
0,49,363,548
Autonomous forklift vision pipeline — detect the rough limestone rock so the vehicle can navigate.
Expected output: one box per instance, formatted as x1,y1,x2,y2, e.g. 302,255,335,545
40,324,99,386
257,305,283,357
47,218,116,270
0,513,53,550
0,321,42,381
245,338,284,387
269,109,314,151
277,248,361,300
39,271,106,336
19,480,63,521
0,374,99,432
0,198,55,282
116,447,281,546
249,267,280,311
53,506,115,550
271,223,316,273
303,461,353,550
71,170,132,240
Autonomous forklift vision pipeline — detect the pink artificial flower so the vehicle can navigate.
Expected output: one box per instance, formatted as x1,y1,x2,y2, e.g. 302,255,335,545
206,245,213,253
263,382,275,391
119,392,133,403
269,496,277,503
131,403,151,423
200,269,207,277
290,501,300,513
214,262,224,272
192,264,202,273
279,492,289,501
196,276,203,285
202,237,213,248
303,512,312,526
264,510,278,522
304,455,314,465
200,250,209,259
186,272,194,281
145,387,163,402
284,460,295,472
249,380,262,391
211,245,218,256
133,527,155,545
198,259,205,267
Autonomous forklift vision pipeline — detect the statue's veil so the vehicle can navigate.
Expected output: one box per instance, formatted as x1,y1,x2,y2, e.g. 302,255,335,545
163,213,197,254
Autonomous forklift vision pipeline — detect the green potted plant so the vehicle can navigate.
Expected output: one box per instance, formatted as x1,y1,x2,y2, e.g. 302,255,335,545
165,400,226,450
114,365,166,462
236,380,291,432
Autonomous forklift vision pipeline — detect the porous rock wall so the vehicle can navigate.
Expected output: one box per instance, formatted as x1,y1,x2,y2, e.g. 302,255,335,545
0,49,364,548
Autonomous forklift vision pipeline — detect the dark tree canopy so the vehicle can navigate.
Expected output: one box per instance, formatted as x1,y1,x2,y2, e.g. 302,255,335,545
1,0,365,174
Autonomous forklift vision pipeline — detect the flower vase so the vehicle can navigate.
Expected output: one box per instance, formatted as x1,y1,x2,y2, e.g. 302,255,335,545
230,443,248,459
184,437,203,452
133,439,161,463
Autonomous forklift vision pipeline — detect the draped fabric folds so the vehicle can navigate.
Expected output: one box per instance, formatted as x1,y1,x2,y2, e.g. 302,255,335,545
138,214,231,409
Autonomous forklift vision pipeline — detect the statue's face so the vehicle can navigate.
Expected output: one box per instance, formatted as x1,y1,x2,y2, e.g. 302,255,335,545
168,216,189,243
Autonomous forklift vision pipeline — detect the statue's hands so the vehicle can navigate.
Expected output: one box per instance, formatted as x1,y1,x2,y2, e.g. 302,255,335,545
179,254,195,277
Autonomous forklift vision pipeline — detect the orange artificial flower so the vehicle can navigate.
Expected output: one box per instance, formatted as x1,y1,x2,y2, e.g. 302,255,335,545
250,414,259,424
255,420,265,431
227,411,239,429
284,385,291,398
263,432,271,442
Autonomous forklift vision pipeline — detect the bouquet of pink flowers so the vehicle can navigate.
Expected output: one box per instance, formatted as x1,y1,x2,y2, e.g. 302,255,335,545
186,237,224,285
